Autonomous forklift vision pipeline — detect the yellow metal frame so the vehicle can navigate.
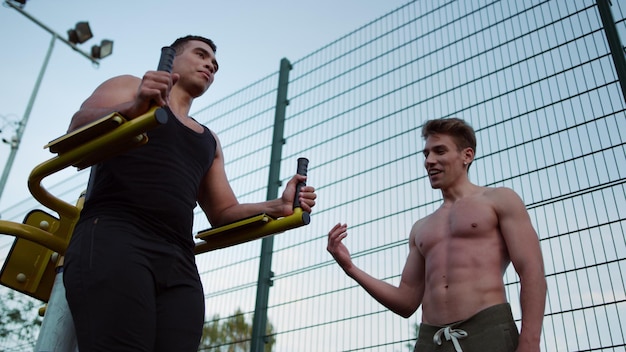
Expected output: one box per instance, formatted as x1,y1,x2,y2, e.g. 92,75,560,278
0,105,311,300
1,107,165,302
1,210,63,302
194,207,310,253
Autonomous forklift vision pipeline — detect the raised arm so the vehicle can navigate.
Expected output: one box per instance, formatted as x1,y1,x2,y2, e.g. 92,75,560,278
327,222,425,318
68,71,178,132
494,187,547,352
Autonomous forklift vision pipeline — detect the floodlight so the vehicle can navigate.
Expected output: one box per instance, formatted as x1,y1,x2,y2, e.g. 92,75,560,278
67,21,93,44
10,0,26,8
91,39,113,59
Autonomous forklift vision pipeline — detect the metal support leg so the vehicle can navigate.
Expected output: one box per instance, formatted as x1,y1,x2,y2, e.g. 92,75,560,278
34,268,78,352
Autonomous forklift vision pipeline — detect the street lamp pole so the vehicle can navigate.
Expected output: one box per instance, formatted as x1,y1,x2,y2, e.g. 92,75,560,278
0,34,56,204
0,0,107,206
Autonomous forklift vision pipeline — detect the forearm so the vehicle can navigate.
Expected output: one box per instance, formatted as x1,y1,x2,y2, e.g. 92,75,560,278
211,198,287,226
518,272,547,350
345,265,419,318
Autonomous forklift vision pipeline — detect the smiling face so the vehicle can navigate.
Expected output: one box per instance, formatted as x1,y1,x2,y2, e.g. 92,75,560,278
423,133,473,190
171,40,219,97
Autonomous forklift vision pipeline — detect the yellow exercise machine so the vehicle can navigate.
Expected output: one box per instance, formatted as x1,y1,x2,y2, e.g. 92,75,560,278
0,104,169,302
0,104,309,301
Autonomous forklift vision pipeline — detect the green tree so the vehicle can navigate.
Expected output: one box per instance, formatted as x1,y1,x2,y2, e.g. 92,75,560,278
0,289,43,350
199,308,275,351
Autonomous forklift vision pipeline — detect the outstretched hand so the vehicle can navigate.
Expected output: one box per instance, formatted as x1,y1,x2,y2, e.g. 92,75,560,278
327,223,354,271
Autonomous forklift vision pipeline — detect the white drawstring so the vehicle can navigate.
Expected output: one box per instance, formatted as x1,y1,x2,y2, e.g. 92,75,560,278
433,326,468,352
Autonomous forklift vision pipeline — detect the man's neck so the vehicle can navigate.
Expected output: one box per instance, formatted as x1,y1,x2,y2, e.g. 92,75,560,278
168,89,194,119
440,178,478,203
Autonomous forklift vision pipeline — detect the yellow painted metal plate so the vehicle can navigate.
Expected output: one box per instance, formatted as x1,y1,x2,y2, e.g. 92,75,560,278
196,213,270,239
45,113,126,154
194,208,310,253
0,210,61,302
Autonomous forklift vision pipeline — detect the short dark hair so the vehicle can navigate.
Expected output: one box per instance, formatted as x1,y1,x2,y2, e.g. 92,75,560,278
170,35,217,54
422,117,477,171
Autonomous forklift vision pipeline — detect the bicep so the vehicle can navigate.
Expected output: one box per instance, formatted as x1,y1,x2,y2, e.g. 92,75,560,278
69,76,141,131
497,189,543,272
80,75,140,109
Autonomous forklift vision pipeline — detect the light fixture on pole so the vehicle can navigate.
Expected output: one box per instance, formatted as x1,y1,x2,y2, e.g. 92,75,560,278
91,39,114,59
0,0,114,206
67,21,93,44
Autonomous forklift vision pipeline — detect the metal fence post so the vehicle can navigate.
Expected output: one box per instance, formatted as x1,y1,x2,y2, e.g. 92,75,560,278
250,58,292,352
596,0,626,103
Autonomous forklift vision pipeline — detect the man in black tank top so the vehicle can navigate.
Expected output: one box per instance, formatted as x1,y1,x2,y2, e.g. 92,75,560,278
63,35,317,352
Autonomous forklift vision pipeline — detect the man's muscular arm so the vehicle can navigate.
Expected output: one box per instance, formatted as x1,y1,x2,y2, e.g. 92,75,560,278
68,71,177,132
197,133,316,227
327,222,425,318
494,187,547,352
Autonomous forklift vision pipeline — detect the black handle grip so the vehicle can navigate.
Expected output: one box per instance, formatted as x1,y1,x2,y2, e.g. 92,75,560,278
293,157,309,209
157,46,176,72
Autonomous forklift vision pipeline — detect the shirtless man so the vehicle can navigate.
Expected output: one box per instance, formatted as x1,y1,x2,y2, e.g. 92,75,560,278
327,118,546,352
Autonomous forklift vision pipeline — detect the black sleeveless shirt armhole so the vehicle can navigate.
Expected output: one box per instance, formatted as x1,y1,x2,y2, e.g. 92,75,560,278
79,107,217,250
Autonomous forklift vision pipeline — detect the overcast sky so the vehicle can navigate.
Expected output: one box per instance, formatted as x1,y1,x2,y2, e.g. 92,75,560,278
0,0,408,213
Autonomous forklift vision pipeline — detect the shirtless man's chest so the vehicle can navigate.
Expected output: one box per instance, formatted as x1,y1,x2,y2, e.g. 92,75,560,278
414,190,511,325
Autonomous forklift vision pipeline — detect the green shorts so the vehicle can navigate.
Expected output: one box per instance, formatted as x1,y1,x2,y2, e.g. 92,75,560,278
413,303,519,352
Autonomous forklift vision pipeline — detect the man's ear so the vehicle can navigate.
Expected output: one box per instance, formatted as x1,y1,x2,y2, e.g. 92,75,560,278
463,147,475,164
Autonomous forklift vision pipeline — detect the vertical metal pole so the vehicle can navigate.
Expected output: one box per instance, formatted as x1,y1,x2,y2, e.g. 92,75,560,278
250,58,292,352
597,0,626,103
0,34,56,205
0,0,102,210
34,269,78,352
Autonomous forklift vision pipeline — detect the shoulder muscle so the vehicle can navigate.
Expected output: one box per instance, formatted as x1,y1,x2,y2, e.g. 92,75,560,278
81,75,141,109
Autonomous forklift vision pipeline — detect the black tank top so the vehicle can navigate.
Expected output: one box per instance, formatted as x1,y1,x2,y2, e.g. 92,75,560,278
79,107,217,251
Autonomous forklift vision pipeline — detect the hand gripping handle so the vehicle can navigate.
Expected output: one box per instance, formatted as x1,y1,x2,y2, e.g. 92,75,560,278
151,47,176,119
293,157,309,209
